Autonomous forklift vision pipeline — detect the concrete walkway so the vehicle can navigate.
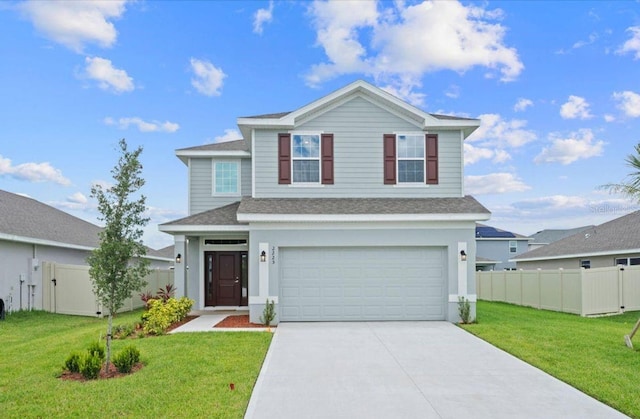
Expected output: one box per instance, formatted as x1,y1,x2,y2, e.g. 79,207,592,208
245,322,627,419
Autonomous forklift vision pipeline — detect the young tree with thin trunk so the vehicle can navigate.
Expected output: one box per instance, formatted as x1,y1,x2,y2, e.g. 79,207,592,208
87,139,150,371
602,143,640,203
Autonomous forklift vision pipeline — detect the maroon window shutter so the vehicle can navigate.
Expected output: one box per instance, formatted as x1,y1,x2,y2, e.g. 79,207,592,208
278,133,291,184
383,134,396,184
321,133,334,185
426,134,438,185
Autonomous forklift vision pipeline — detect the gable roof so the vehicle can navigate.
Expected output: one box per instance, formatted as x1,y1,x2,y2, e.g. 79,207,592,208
0,189,102,249
159,202,248,233
514,210,640,261
529,225,593,245
175,140,250,165
475,223,529,239
237,196,490,222
237,80,480,141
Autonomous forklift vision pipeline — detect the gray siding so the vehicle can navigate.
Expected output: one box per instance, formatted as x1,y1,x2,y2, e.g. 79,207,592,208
189,157,251,215
476,239,529,271
253,96,464,198
516,253,640,270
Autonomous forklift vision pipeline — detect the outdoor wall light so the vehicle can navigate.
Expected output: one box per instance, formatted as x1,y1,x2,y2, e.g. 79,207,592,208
460,250,467,261
260,250,267,262
175,253,182,264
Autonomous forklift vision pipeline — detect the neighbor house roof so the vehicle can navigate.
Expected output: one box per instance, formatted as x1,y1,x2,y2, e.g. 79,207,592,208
0,189,102,249
475,223,529,239
237,196,490,222
514,210,640,261
529,225,594,245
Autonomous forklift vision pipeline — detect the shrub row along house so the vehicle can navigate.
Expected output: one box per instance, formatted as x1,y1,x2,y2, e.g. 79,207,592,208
159,80,491,323
0,189,172,312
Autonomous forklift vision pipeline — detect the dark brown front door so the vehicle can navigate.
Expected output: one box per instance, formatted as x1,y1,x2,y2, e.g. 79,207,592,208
204,251,246,306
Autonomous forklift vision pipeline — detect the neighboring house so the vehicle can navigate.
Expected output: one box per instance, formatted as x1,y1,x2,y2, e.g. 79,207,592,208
527,225,593,251
513,210,640,269
475,223,530,271
0,189,172,311
159,80,490,323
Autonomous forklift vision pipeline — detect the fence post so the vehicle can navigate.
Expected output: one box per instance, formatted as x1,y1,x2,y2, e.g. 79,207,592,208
559,268,564,313
619,266,625,313
537,268,542,309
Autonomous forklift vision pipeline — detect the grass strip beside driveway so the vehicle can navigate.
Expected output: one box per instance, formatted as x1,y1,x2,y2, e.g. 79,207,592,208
460,301,640,418
0,310,272,418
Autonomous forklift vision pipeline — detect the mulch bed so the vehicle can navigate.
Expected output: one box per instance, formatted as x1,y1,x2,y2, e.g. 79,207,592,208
59,362,144,382
214,314,273,328
165,315,199,332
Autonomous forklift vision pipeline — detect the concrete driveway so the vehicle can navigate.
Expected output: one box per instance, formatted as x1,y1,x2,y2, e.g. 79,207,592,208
245,322,627,419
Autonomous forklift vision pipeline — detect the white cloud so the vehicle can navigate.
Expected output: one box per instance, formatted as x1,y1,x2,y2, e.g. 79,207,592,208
617,26,640,60
0,155,71,185
560,95,592,119
465,172,530,195
104,116,179,133
572,32,598,49
444,84,460,99
512,195,587,211
604,114,615,122
214,129,242,143
83,56,134,93
463,143,511,165
514,98,533,112
253,1,274,35
18,0,127,53
467,113,537,148
534,129,604,165
306,0,523,105
190,58,226,96
613,90,640,118
67,192,88,204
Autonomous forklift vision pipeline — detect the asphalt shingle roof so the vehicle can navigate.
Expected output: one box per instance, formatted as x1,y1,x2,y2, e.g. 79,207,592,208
529,226,594,244
161,202,244,226
0,189,101,248
238,196,490,215
176,140,249,152
514,210,640,260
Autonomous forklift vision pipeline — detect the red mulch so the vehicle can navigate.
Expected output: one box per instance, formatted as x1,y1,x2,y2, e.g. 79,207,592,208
59,362,144,382
214,314,273,328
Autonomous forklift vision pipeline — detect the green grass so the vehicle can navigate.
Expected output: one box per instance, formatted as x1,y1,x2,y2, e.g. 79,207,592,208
460,301,640,418
0,310,272,418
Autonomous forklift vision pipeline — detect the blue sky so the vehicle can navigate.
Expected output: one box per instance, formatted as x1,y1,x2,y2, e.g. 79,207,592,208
1,0,640,249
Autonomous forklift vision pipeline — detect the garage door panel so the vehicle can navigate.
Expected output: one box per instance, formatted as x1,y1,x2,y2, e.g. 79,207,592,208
280,247,446,321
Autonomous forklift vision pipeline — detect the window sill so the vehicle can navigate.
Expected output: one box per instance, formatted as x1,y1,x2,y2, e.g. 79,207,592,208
392,183,431,188
212,193,242,197
288,184,325,188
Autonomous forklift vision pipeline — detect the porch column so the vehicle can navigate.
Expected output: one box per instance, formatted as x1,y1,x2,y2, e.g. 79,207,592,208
174,235,186,298
258,242,269,299
458,241,468,298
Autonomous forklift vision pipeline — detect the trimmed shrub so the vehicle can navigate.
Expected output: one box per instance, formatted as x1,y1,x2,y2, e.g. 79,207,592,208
87,340,105,361
142,297,194,335
112,345,141,373
80,352,102,380
260,299,276,327
64,351,82,373
113,323,135,339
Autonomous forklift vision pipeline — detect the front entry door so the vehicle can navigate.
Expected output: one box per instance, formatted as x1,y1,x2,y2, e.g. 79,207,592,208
204,251,246,306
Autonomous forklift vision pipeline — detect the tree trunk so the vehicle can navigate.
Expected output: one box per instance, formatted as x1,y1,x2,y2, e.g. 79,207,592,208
106,313,113,371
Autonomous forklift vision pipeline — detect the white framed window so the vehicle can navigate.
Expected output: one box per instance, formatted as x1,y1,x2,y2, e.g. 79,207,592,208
397,134,425,183
615,257,640,266
580,260,591,269
509,240,517,253
292,133,321,183
212,160,240,195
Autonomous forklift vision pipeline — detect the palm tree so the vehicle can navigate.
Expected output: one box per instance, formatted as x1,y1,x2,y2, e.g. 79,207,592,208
602,143,640,203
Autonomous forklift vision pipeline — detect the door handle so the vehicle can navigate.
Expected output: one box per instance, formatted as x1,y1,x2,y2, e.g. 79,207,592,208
235,280,239,283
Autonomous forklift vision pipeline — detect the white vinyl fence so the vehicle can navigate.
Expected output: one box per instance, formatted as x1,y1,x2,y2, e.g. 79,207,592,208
41,262,174,317
476,265,640,316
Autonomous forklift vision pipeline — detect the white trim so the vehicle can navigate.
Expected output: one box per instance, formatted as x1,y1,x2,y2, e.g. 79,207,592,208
476,237,531,241
177,150,251,158
212,159,241,197
187,157,192,215
248,220,477,231
249,296,279,304
251,129,256,198
288,184,325,188
513,247,640,263
159,225,250,233
290,132,322,185
449,294,477,303
458,242,467,296
236,213,491,223
460,130,465,195
396,132,426,184
258,242,269,302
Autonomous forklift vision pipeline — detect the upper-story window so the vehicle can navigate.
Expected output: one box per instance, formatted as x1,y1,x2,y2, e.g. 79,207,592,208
509,240,517,253
292,134,320,183
213,160,240,195
384,133,438,185
278,133,334,185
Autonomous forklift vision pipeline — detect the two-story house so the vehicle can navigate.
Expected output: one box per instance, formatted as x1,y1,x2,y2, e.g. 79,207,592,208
475,223,530,271
159,80,490,324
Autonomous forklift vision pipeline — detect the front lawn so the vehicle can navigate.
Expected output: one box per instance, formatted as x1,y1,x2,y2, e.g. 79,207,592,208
460,301,640,418
0,310,272,418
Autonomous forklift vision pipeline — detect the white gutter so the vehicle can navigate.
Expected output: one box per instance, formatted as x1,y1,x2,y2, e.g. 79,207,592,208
511,247,640,263
236,213,491,223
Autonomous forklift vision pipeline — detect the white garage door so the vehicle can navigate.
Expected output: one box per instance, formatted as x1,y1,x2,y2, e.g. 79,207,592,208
279,247,446,321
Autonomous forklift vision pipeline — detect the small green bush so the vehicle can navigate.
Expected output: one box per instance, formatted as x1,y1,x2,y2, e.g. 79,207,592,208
113,323,135,339
87,340,106,361
80,352,102,380
64,351,82,373
260,299,276,327
112,345,141,373
142,297,194,335
458,296,473,324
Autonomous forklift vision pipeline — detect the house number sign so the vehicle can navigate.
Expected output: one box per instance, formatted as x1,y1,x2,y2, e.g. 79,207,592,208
271,246,276,264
